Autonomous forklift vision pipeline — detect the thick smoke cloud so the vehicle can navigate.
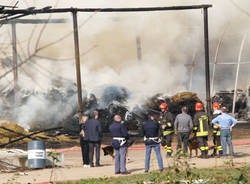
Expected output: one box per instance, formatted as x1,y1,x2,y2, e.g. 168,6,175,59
0,0,250,129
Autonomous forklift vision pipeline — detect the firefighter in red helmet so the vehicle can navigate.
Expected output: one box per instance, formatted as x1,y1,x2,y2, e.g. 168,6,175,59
193,102,209,158
158,103,174,156
211,102,223,157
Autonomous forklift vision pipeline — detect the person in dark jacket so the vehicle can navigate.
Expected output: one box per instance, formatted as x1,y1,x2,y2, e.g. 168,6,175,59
174,106,193,154
158,103,174,156
142,113,163,173
79,115,90,167
193,103,209,158
211,102,223,157
109,114,130,175
85,111,102,167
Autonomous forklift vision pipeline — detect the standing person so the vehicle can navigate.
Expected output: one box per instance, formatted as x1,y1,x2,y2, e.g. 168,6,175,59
109,114,130,175
158,103,174,156
79,115,90,167
212,107,237,157
211,102,223,157
174,106,193,154
193,103,209,158
142,113,163,173
85,111,102,167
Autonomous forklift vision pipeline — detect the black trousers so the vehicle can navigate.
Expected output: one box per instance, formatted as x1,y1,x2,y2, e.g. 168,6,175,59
177,132,190,153
213,135,221,147
197,136,208,150
80,138,89,165
89,141,101,166
213,134,222,153
162,134,173,153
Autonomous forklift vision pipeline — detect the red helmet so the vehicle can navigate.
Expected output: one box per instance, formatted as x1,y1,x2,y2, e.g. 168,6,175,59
195,102,203,111
159,103,168,110
213,102,220,111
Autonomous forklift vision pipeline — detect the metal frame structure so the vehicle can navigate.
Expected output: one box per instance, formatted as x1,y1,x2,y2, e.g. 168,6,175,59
3,19,67,103
0,4,213,119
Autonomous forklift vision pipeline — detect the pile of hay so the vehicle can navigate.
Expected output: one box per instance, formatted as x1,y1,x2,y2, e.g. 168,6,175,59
0,121,78,148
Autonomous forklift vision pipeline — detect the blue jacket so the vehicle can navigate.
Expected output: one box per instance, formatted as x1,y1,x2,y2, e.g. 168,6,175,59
85,118,102,142
109,121,129,147
142,120,160,138
212,113,237,128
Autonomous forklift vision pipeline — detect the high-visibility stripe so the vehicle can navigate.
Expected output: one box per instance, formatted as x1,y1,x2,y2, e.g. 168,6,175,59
163,130,173,136
167,123,172,127
216,131,220,136
200,147,205,151
193,127,198,130
204,146,209,150
199,117,204,134
217,146,222,151
197,131,208,136
197,115,209,136
167,150,172,153
158,121,161,124
213,124,219,129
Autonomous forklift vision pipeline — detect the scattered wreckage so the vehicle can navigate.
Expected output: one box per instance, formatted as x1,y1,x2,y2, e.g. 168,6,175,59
0,85,248,149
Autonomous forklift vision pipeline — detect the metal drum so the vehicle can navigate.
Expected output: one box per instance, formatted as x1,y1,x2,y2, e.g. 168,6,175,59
28,141,46,168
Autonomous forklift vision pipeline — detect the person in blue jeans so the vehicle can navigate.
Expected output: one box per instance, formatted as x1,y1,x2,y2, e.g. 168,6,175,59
212,107,237,156
109,115,130,175
142,113,163,172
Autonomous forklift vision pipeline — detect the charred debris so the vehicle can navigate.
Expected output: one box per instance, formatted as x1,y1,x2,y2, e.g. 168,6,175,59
0,83,248,148
0,84,204,135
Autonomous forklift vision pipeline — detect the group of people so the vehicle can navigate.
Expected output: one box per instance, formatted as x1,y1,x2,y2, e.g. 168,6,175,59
79,101,238,174
159,102,237,158
80,111,102,168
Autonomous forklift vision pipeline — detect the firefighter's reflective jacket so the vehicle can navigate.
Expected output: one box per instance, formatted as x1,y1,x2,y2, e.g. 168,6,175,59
212,113,221,136
158,111,174,136
193,111,209,137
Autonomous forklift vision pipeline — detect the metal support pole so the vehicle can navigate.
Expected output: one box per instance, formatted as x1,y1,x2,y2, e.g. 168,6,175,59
232,33,247,116
203,8,212,118
72,10,84,121
189,50,196,91
136,35,142,62
211,28,227,96
11,22,18,103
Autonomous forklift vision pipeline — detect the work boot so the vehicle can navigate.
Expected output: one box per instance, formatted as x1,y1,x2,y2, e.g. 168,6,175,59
211,149,217,157
218,150,223,157
167,152,172,157
198,151,205,158
204,150,208,158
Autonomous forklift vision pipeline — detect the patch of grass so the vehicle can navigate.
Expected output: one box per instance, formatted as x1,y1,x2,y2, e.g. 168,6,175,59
57,166,250,184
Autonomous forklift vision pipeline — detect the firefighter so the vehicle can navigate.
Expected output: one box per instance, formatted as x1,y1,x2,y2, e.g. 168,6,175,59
211,102,223,157
193,102,209,158
158,103,174,156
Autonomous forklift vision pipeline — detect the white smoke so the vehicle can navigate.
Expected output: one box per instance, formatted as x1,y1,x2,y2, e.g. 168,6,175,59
0,0,250,129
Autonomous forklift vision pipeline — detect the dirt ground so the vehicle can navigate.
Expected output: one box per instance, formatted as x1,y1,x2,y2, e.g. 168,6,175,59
0,123,250,184
0,137,249,184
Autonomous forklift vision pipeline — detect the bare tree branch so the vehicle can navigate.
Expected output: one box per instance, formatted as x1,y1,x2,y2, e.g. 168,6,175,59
36,11,98,53
34,0,60,51
0,6,97,82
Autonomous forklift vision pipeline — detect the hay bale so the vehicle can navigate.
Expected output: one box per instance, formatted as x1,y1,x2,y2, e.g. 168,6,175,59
170,92,202,118
0,121,28,138
171,92,201,103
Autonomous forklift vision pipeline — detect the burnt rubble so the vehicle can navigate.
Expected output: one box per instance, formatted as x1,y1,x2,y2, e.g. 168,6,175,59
0,84,248,142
